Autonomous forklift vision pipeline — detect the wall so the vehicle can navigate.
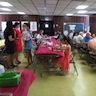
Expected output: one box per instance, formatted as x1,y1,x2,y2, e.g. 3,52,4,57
54,16,89,33
0,14,89,33
0,14,39,21
90,15,96,34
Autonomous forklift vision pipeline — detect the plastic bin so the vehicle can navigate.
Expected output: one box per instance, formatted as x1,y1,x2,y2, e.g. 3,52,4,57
0,72,21,87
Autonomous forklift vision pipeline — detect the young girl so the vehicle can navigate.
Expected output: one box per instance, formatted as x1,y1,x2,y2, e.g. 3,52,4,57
22,23,32,67
54,37,71,74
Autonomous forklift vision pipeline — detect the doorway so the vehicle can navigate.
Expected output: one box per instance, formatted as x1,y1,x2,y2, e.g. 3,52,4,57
40,21,54,36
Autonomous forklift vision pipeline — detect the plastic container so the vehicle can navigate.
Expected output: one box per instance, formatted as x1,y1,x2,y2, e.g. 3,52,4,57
0,71,21,87
0,64,5,74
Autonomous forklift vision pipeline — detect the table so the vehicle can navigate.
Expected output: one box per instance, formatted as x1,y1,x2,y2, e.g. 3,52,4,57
36,38,64,57
0,70,35,96
34,38,65,76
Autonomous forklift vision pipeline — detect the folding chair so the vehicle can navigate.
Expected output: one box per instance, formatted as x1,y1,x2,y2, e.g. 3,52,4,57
0,46,6,66
70,49,78,75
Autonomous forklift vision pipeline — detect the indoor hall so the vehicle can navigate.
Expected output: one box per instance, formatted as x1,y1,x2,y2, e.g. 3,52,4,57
0,0,96,96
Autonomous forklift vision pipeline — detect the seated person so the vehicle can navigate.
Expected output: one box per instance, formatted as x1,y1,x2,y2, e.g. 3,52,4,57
36,30,43,44
88,37,96,54
54,37,71,74
63,30,68,37
73,33,78,44
53,31,59,39
76,32,84,44
82,32,93,49
68,31,74,39
92,34,96,38
57,31,63,40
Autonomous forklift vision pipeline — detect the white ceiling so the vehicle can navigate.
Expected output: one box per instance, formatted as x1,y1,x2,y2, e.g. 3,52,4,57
0,0,96,16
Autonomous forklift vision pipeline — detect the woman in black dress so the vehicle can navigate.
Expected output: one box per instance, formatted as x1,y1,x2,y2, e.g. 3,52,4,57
4,21,16,68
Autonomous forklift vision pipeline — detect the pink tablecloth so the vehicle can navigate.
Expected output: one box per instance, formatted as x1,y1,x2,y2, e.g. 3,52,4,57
36,38,64,57
0,70,35,96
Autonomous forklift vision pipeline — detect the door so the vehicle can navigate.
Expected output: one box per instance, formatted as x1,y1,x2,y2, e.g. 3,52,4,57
40,21,54,36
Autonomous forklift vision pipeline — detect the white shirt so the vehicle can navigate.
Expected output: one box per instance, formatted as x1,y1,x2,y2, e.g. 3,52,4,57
36,34,42,40
63,30,68,37
76,35,83,43
22,31,32,41
69,32,74,39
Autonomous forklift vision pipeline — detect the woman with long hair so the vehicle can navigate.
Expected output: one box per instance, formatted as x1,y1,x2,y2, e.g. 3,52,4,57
13,22,22,64
4,21,16,68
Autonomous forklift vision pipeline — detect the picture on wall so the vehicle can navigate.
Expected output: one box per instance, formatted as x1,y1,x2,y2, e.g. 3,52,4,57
30,21,37,31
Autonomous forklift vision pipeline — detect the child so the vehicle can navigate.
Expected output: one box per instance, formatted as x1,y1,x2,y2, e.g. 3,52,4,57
54,37,71,74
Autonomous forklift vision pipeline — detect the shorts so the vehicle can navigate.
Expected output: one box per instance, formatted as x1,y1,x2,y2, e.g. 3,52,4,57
24,49,31,53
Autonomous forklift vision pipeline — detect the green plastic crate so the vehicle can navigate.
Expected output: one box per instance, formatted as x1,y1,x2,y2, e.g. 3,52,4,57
0,72,21,87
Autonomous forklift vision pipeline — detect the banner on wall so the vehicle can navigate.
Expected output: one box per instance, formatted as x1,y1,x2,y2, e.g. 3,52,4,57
30,21,37,31
64,23,85,33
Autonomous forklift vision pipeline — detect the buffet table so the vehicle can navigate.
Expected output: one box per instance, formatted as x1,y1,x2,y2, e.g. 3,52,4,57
0,70,35,96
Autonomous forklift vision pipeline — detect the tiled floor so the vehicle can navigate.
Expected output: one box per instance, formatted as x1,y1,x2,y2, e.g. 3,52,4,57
16,53,96,96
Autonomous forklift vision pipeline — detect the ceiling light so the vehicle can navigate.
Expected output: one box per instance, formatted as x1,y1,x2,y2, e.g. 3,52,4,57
0,12,10,14
17,12,25,14
0,8,11,11
66,13,73,16
77,10,87,13
0,2,13,7
76,5,88,9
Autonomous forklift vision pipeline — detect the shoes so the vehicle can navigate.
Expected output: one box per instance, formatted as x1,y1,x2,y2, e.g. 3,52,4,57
11,64,18,68
15,61,21,64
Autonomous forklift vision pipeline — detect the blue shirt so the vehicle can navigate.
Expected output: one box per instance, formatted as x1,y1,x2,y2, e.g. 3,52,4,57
82,36,93,43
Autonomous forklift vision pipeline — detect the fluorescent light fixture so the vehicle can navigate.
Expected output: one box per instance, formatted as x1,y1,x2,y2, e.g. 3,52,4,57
77,10,87,13
0,12,10,14
76,5,88,9
66,13,73,16
17,12,25,14
0,8,11,11
0,2,13,7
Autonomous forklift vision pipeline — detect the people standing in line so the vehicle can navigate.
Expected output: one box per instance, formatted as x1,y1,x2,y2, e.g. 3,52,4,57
4,21,16,68
22,23,33,67
13,22,22,64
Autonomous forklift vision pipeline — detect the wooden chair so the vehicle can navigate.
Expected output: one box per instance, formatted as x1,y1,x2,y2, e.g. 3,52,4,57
70,49,78,75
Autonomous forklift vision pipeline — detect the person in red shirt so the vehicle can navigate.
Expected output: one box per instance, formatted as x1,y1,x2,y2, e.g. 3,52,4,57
13,22,22,64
